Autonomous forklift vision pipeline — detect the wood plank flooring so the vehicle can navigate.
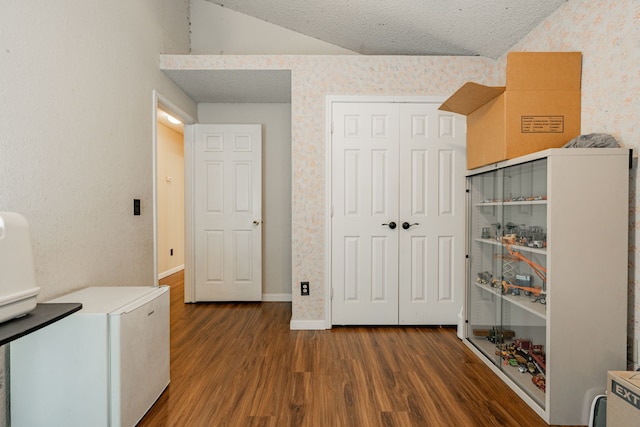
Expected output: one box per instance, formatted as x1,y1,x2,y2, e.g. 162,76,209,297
138,271,578,427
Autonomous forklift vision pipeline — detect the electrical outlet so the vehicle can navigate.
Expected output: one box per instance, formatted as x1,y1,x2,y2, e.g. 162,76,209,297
133,199,141,216
301,281,310,296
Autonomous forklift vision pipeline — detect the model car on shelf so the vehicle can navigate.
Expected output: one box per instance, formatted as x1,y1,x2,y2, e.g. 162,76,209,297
514,339,531,351
480,221,548,248
532,374,546,392
490,278,547,304
476,271,493,285
473,327,515,344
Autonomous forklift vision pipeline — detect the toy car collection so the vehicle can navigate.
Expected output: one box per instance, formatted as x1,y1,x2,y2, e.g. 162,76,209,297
473,193,549,393
492,337,547,393
479,219,547,250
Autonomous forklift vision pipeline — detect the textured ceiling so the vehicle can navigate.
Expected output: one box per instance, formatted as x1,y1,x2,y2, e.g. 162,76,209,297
165,0,568,104
205,0,567,59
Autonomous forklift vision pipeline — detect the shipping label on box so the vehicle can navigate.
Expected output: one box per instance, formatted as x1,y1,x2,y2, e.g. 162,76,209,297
521,116,565,133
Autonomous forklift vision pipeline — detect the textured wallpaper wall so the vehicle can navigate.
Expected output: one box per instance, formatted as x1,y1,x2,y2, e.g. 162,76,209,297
288,56,498,323
161,54,497,323
504,0,640,366
167,0,640,342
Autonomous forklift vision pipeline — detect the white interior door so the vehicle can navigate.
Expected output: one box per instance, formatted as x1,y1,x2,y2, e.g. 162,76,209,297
331,103,400,324
331,101,466,325
193,124,262,301
397,103,466,324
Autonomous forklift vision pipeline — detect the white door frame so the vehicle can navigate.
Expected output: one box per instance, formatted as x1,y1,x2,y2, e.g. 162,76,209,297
324,95,452,329
152,91,196,301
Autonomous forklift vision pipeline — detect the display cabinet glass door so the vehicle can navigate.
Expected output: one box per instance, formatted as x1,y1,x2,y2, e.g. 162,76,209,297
467,158,548,407
467,168,504,368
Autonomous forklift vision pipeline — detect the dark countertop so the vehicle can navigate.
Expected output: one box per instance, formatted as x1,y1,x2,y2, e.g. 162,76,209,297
0,303,82,347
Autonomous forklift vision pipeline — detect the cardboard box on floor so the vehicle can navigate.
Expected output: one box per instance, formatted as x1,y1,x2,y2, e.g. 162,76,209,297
607,371,640,427
440,52,582,170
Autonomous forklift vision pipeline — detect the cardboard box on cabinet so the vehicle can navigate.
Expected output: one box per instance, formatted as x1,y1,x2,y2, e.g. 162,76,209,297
440,52,582,170
607,371,640,427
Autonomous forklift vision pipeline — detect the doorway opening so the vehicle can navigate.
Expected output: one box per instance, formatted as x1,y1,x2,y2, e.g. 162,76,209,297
152,91,195,300
156,106,185,280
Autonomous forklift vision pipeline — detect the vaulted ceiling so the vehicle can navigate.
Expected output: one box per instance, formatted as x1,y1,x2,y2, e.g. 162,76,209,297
164,1,568,104
205,0,567,59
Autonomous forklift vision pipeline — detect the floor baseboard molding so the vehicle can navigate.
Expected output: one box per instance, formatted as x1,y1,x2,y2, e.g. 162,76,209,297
262,293,292,302
158,265,185,280
289,319,329,330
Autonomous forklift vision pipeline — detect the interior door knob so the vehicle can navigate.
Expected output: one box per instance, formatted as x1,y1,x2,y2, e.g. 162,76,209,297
402,222,419,230
382,222,397,230
253,220,261,226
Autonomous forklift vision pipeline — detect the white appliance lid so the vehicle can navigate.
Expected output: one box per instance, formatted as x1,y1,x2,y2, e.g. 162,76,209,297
48,286,165,314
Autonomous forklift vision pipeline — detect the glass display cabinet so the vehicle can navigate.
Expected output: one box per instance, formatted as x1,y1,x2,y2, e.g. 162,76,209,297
464,148,630,425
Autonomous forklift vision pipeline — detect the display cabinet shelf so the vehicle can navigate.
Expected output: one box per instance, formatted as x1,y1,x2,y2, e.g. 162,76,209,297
464,148,630,425
476,200,547,207
473,238,547,256
472,282,546,319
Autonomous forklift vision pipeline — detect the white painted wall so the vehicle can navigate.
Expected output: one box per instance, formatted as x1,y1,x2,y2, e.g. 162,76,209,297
198,104,292,299
157,123,185,277
0,0,196,302
190,0,356,55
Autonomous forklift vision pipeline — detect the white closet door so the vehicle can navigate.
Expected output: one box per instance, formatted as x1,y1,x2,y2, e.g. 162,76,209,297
397,104,466,324
331,101,466,325
331,102,400,325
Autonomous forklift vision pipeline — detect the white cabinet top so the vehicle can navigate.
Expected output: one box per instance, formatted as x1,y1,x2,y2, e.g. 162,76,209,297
466,147,630,176
48,286,168,314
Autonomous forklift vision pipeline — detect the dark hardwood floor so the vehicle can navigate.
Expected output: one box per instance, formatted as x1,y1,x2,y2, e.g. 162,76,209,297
138,271,578,427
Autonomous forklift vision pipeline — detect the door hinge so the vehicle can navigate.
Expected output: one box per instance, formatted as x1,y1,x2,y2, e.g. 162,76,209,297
331,122,334,134
330,287,334,300
331,205,334,217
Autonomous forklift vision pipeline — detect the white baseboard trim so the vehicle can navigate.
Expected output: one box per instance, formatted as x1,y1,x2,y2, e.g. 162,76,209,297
158,265,185,280
290,319,329,330
262,293,292,302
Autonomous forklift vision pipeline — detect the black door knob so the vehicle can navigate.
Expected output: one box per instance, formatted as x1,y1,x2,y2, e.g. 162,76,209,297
402,222,419,230
382,222,397,230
